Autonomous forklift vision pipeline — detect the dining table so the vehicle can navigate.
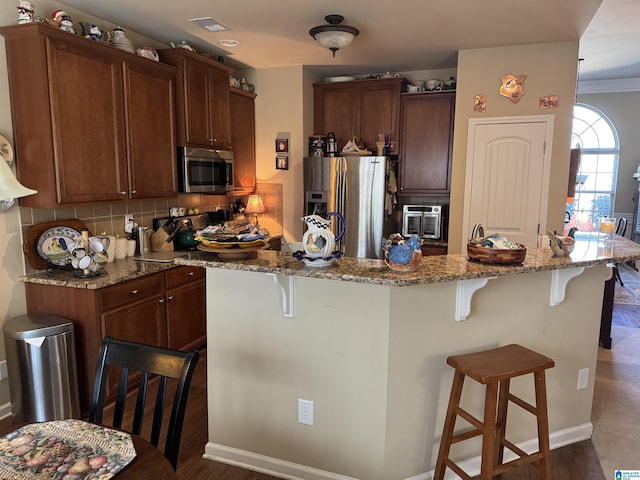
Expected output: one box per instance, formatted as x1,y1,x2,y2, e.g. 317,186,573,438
0,418,178,479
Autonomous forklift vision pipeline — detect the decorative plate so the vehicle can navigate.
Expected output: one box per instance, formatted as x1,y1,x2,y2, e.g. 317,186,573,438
0,419,136,479
0,134,14,165
293,250,343,267
37,226,83,266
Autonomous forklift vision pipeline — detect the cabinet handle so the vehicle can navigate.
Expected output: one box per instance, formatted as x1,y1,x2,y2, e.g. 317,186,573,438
120,191,127,196
131,189,137,195
188,271,194,276
159,298,164,303
131,289,138,294
167,295,173,301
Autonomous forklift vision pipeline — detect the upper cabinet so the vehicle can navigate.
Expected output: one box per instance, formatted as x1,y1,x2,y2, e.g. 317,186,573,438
313,78,406,155
229,87,257,192
398,92,455,194
159,49,233,149
0,23,178,208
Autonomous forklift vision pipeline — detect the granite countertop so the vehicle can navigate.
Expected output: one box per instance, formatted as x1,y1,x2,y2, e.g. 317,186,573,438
20,257,180,289
175,234,640,287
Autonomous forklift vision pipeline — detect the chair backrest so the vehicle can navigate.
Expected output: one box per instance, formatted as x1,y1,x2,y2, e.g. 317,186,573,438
88,336,199,469
616,217,628,237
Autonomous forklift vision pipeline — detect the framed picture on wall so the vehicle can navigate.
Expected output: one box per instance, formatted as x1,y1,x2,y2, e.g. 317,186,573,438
275,139,289,153
276,155,289,170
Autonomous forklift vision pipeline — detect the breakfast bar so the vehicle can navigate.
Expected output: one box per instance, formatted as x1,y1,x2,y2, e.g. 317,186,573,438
176,235,640,480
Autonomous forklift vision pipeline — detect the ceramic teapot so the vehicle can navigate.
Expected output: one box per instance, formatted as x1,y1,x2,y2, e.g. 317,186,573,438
302,212,345,258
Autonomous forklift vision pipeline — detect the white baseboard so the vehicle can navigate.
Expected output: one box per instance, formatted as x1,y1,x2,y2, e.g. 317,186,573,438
204,443,358,480
206,423,593,480
0,402,12,420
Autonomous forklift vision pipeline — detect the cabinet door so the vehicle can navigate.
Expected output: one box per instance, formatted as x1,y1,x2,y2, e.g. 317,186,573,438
48,36,128,204
360,83,401,154
208,67,232,148
166,279,206,351
101,294,167,395
399,93,455,194
182,58,213,147
230,88,256,191
314,84,358,153
123,61,178,199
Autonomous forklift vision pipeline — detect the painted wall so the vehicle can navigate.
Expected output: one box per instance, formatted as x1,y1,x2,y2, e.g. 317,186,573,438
576,92,640,221
448,42,580,252
204,264,606,479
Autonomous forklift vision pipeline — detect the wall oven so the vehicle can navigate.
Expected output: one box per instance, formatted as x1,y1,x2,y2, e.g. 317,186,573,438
178,146,234,194
402,205,443,240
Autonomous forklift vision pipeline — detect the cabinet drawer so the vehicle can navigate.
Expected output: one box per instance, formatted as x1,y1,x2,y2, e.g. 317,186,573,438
99,274,163,311
166,266,205,289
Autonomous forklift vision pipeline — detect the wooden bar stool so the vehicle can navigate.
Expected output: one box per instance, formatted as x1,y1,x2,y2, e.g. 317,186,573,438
434,344,555,480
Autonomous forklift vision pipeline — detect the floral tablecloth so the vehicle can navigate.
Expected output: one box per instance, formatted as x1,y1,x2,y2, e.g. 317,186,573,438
0,419,136,479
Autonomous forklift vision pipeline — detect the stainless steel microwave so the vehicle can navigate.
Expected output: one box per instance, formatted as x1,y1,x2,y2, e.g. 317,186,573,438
177,146,234,193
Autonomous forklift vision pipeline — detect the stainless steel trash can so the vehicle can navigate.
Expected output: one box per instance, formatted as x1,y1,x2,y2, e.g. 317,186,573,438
3,313,80,423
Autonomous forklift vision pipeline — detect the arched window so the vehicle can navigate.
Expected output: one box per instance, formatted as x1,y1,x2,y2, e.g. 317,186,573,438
566,103,620,230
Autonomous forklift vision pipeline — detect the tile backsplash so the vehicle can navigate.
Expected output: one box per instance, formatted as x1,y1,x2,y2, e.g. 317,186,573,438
19,183,283,274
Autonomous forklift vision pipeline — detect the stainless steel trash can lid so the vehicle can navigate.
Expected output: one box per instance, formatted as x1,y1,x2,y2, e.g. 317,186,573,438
3,314,74,339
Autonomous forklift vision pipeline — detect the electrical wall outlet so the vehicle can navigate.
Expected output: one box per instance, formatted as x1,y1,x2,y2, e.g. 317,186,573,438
298,398,314,426
0,360,7,381
577,368,589,390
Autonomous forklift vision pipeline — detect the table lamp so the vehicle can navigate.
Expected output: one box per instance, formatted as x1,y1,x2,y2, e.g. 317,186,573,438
245,194,265,227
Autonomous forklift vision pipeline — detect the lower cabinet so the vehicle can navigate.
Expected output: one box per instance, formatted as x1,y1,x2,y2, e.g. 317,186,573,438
24,266,206,412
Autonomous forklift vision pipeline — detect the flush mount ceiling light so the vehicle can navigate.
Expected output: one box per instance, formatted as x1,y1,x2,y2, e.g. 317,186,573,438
309,14,359,57
220,39,240,47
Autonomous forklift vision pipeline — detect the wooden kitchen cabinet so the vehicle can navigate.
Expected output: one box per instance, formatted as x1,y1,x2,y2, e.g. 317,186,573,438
24,266,206,412
0,23,178,208
313,78,406,154
165,266,206,351
160,49,234,149
230,87,257,192
398,91,455,194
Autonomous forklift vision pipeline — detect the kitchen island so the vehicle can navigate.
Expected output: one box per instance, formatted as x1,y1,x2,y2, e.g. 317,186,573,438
176,235,640,480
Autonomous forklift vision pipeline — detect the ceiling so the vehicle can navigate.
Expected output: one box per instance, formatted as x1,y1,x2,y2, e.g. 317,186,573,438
58,0,639,83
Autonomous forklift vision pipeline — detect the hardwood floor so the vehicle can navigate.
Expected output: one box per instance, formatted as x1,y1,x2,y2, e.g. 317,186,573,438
0,347,607,479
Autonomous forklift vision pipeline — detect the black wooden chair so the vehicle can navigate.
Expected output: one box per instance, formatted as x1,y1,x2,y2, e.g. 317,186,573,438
88,336,200,469
614,218,628,285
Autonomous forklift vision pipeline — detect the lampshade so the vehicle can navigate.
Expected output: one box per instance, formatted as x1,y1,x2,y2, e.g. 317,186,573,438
0,157,37,211
309,15,359,57
245,194,265,214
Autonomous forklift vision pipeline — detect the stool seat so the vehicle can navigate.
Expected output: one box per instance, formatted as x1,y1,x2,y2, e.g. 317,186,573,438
434,344,555,480
447,344,555,384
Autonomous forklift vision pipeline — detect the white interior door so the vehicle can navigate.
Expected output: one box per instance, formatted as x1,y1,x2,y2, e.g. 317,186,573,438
462,116,554,248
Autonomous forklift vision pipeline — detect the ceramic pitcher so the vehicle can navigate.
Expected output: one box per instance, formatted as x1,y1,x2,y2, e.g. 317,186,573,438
302,212,345,258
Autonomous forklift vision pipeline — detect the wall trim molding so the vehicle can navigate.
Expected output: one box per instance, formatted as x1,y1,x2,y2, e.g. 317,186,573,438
578,77,640,94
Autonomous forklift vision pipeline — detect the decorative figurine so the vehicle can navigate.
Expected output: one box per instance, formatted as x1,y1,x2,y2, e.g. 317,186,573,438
17,0,35,24
47,10,74,33
80,22,105,42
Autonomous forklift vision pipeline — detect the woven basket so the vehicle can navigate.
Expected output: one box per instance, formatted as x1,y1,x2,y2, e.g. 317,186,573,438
467,243,527,264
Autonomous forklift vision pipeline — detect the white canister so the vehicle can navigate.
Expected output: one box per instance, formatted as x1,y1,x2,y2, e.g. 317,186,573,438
126,239,137,257
106,235,116,262
114,237,128,260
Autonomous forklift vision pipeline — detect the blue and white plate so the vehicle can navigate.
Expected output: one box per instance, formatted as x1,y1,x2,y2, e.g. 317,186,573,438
37,226,83,266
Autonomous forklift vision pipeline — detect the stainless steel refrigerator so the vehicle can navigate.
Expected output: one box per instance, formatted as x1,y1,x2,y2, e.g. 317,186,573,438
304,156,391,259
